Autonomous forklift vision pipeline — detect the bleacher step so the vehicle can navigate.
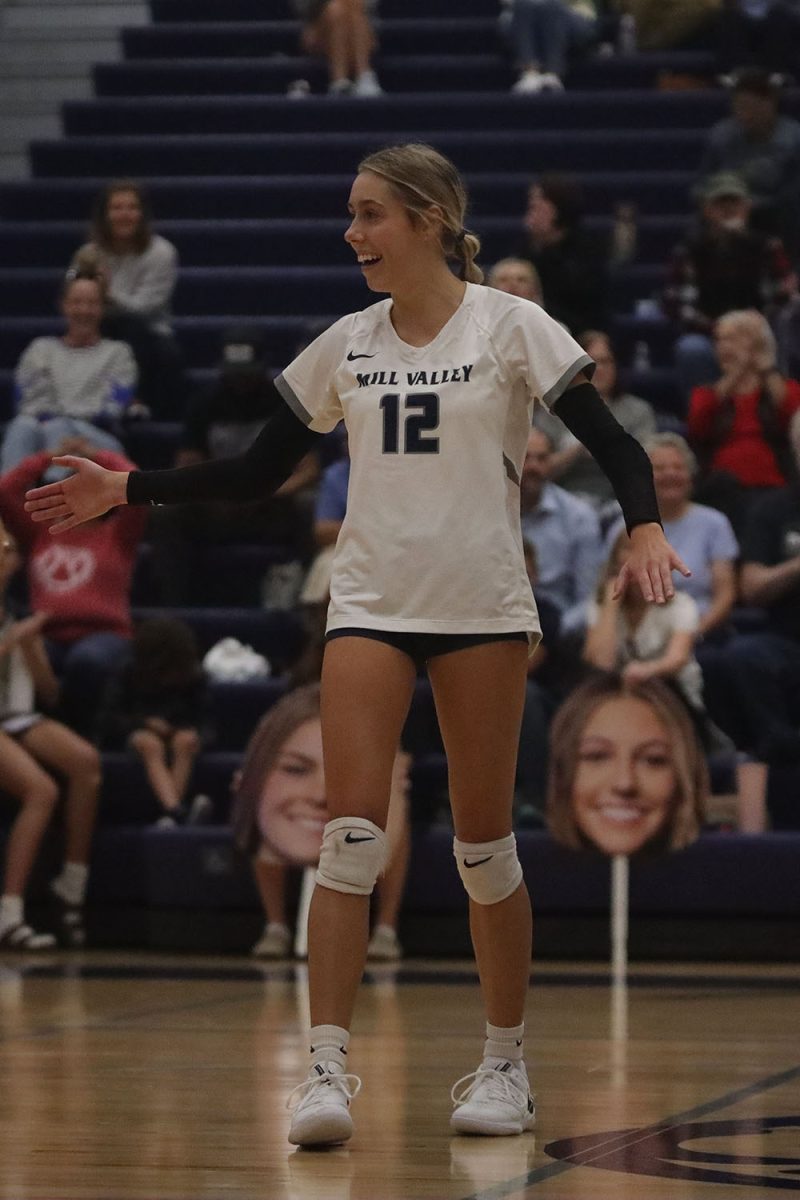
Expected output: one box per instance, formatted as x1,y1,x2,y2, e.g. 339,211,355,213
2,4,147,29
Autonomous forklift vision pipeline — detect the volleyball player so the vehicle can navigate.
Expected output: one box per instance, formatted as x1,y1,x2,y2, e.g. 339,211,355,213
25,143,688,1147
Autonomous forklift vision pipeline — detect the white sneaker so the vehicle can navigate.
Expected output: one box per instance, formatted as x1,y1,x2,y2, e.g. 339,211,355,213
251,922,291,959
450,1060,535,1136
366,924,402,961
539,72,564,91
511,69,543,94
353,69,382,97
287,1061,362,1146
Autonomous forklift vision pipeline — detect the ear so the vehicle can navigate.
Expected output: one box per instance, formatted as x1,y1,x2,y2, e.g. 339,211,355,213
419,204,445,239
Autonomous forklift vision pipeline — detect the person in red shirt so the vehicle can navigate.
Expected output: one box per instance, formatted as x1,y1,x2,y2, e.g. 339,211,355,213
688,308,800,535
0,441,146,735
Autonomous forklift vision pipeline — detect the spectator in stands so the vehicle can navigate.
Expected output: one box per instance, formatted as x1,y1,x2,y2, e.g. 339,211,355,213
645,434,739,638
99,617,212,828
687,309,800,534
504,0,599,94
698,69,800,261
584,529,707,715
293,0,382,96
147,326,319,605
608,433,740,637
0,518,100,950
638,433,772,831
232,683,410,961
516,173,608,333
2,273,135,475
536,330,656,515
520,428,604,630
546,672,707,856
0,445,146,737
717,1,800,77
663,171,798,399
721,410,800,765
71,179,186,417
487,257,543,304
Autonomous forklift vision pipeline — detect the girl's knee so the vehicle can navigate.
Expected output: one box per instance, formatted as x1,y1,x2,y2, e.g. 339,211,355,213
26,777,60,815
172,728,201,754
71,742,102,784
129,729,163,755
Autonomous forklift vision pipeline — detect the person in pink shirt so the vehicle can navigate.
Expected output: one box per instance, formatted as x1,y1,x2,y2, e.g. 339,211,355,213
0,442,146,735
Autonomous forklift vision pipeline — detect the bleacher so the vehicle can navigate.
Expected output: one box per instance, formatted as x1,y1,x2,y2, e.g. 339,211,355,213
1,0,799,955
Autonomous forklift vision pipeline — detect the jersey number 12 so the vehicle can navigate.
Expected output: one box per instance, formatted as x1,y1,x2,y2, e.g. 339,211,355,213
379,392,440,454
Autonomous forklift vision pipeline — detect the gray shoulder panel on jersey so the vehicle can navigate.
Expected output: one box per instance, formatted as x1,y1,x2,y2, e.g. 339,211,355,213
542,353,595,409
274,373,313,427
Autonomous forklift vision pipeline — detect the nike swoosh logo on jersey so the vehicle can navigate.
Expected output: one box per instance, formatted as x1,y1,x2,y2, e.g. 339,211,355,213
344,832,376,843
347,350,377,361
463,855,493,868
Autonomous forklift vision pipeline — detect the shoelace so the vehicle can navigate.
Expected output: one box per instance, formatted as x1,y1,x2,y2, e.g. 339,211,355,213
450,1066,530,1109
286,1070,362,1113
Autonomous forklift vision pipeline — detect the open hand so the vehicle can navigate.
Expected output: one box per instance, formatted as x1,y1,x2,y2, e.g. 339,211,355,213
24,456,129,533
613,522,690,604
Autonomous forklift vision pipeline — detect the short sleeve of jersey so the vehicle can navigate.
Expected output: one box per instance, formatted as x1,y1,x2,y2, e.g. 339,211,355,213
273,316,353,434
492,295,594,412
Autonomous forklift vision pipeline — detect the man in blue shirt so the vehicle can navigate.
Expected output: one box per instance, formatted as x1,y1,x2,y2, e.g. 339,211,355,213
520,427,603,632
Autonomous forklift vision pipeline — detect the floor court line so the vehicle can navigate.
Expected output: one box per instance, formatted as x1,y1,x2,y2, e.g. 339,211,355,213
462,1063,800,1200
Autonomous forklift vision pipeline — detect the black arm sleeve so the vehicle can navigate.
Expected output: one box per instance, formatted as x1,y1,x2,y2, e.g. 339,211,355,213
126,402,323,506
552,382,661,533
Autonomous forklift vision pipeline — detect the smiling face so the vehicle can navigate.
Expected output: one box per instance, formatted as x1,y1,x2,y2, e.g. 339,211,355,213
61,277,104,339
649,445,692,512
714,319,753,375
571,697,678,856
344,171,434,293
106,188,144,246
257,718,327,866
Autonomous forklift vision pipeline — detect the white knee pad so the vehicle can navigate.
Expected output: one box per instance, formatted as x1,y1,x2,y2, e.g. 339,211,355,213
453,833,523,905
316,817,387,896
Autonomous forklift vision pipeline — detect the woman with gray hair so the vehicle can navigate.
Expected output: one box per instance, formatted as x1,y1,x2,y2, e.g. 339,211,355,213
644,432,739,639
687,309,800,532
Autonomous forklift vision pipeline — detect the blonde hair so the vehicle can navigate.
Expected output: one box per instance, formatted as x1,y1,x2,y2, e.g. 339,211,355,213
546,673,707,855
644,431,698,478
715,308,777,373
358,142,483,283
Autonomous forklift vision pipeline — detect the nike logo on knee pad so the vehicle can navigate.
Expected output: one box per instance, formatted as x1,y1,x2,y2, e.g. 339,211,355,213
344,832,376,843
464,855,493,868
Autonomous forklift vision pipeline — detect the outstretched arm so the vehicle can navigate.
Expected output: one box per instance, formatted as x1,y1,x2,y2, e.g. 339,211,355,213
24,403,323,533
552,377,690,604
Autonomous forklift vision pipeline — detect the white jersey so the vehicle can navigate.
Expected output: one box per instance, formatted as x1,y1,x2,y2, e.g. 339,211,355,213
275,283,592,638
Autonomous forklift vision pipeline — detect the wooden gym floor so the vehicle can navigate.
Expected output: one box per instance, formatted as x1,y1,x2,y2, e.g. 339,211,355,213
0,953,798,1199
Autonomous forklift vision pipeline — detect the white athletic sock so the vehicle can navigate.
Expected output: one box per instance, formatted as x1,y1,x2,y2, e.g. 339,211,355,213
483,1021,525,1066
309,1023,350,1072
51,862,89,906
0,894,24,935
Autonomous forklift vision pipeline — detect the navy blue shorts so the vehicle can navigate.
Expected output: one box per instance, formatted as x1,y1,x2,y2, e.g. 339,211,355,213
325,627,529,671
